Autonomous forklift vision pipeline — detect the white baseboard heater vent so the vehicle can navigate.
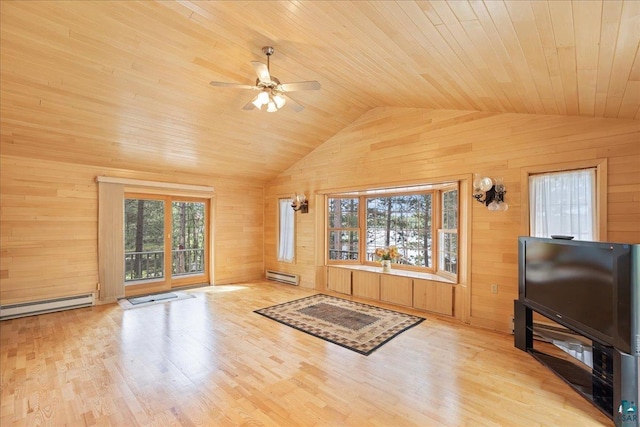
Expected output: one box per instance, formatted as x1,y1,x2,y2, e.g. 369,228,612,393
0,294,95,321
265,270,300,286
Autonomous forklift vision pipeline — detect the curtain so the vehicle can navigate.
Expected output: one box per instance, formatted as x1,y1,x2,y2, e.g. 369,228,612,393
97,181,125,302
529,169,596,240
278,198,295,262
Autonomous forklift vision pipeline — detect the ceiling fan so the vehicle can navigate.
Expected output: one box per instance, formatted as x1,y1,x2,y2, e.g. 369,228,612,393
209,46,321,112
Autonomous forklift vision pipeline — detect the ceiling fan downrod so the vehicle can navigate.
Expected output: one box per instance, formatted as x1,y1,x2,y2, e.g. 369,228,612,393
262,46,274,73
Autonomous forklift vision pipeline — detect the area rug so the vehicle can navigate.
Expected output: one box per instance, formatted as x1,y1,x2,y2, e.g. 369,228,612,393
254,294,424,355
118,291,195,310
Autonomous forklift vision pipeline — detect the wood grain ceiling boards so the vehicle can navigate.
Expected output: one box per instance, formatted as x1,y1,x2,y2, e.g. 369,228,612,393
1,1,638,182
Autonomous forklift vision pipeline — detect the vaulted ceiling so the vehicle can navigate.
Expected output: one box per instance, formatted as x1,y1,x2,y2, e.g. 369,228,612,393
1,1,638,182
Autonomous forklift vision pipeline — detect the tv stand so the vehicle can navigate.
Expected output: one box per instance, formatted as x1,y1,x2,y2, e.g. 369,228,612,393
514,300,639,427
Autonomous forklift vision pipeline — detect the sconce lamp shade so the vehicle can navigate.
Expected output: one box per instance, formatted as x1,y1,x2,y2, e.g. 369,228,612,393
473,174,508,211
291,193,309,213
478,177,493,192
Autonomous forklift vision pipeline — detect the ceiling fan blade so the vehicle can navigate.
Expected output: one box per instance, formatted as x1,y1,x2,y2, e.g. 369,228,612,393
283,94,305,112
279,81,321,92
209,81,258,90
242,99,256,110
251,61,271,84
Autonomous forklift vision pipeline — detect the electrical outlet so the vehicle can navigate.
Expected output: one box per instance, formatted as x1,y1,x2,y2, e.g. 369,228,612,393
491,284,498,294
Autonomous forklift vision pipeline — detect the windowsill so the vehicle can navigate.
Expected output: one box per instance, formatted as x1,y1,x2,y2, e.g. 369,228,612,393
327,264,456,284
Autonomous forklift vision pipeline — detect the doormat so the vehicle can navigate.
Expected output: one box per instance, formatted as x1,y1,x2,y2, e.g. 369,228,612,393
254,294,424,356
118,292,195,310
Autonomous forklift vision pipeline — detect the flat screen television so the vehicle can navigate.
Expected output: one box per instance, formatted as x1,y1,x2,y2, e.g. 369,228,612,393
518,237,639,355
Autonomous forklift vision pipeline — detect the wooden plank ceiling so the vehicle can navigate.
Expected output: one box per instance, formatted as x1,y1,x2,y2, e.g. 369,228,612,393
1,1,638,182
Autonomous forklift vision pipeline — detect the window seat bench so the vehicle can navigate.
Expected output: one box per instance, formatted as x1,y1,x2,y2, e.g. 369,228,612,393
325,265,456,316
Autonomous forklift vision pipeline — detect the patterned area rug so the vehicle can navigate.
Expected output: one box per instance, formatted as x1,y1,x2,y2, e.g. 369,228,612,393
255,294,424,355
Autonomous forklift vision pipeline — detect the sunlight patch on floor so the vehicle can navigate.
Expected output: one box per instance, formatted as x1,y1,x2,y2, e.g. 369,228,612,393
191,284,248,294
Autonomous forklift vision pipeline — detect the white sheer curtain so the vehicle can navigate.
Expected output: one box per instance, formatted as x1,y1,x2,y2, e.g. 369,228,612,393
529,169,596,240
278,198,295,262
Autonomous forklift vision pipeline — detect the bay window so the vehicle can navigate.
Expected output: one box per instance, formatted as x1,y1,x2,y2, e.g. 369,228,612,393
327,183,458,279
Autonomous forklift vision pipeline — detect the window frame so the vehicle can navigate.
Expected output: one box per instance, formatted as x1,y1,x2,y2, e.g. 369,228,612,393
327,197,361,264
529,169,596,240
437,187,459,280
124,196,167,283
363,190,435,272
326,183,459,280
520,159,607,241
123,192,210,292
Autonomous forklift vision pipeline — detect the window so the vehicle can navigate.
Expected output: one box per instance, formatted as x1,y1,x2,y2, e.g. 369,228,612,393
277,198,295,262
328,198,359,261
124,198,165,281
124,195,208,288
327,183,458,278
171,201,206,276
366,194,432,266
529,169,596,240
439,189,458,276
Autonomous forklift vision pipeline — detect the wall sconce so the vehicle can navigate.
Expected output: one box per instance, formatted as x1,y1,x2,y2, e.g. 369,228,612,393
291,193,309,213
473,174,508,211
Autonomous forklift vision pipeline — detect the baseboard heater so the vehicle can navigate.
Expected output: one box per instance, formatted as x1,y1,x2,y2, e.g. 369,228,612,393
0,294,95,321
265,270,300,286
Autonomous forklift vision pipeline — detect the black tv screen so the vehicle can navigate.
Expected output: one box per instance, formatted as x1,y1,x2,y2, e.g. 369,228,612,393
519,237,633,353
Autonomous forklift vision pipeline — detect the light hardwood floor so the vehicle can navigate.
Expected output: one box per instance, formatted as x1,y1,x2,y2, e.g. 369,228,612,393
0,282,611,426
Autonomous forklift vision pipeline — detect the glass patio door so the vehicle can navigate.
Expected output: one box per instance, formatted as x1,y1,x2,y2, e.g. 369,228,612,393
124,194,209,294
171,201,206,278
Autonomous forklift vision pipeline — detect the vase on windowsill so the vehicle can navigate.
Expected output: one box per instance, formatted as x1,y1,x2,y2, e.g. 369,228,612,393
381,260,391,273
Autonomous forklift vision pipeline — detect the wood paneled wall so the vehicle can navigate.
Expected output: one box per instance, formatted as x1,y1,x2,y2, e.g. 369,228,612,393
0,155,264,305
2,107,638,332
264,108,640,332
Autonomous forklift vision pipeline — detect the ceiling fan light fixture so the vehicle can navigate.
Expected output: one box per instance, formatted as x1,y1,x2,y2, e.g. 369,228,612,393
266,101,278,113
251,90,270,109
273,93,286,109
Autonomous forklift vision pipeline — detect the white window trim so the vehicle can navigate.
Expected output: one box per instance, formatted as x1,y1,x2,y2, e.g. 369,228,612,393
529,169,596,240
520,159,607,240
